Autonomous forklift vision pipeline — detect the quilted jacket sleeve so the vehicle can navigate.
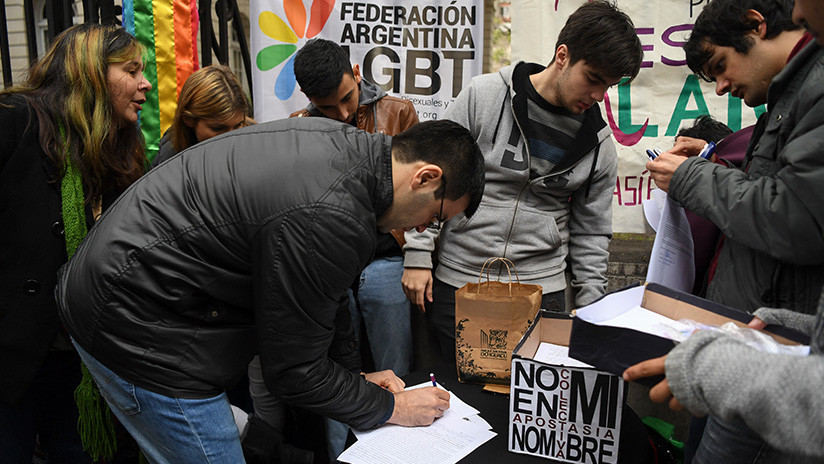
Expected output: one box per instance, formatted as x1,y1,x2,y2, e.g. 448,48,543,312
251,207,393,429
669,68,824,265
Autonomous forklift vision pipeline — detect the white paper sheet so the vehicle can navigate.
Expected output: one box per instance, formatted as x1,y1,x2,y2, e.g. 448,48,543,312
339,418,496,464
461,413,492,430
643,187,667,234
533,342,593,368
577,304,694,340
532,342,592,367
340,382,496,464
644,188,695,292
573,285,646,322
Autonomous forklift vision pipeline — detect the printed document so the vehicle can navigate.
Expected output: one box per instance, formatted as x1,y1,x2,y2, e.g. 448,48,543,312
643,188,695,293
339,382,496,464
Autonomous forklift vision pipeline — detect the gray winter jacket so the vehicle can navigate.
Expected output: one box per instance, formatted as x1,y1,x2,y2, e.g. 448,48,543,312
404,63,616,307
56,118,395,429
667,290,824,459
669,42,824,314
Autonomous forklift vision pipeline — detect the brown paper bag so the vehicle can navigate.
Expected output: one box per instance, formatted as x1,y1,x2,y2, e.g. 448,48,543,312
455,258,542,385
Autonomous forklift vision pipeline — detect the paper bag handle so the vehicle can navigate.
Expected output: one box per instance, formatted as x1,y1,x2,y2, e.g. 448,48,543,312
477,257,522,296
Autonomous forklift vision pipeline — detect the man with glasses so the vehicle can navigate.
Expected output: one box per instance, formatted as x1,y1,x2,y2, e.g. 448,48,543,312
55,118,485,464
245,38,422,461
290,37,419,378
402,1,644,362
427,178,447,231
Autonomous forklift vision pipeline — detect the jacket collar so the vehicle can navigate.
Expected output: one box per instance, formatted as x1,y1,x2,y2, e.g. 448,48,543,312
506,61,608,174
767,40,822,108
371,134,395,217
304,78,386,116
357,78,386,106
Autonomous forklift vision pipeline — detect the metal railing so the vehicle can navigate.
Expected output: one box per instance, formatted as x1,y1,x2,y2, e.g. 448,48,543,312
0,0,252,101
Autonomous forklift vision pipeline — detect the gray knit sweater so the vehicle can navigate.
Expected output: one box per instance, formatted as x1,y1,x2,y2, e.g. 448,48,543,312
666,290,824,458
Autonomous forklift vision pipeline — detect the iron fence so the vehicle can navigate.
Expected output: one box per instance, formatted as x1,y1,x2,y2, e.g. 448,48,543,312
0,0,252,101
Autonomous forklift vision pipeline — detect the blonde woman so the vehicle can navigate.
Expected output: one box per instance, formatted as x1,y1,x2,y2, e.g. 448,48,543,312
152,65,251,167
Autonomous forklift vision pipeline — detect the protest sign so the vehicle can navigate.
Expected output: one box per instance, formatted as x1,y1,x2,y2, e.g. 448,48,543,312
510,312,625,463
251,0,485,122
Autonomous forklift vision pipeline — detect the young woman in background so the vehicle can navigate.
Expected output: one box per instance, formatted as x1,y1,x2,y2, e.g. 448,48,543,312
152,64,251,167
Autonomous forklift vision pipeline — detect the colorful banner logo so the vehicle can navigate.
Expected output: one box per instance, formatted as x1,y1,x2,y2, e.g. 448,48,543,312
251,0,485,122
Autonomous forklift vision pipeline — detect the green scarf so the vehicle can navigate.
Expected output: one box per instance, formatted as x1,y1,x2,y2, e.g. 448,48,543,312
61,134,118,461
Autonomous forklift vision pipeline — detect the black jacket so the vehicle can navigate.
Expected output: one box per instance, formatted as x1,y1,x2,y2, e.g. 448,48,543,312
57,118,395,429
0,95,101,405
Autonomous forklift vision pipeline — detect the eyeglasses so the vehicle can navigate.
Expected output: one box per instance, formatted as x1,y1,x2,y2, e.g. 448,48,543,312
426,179,446,231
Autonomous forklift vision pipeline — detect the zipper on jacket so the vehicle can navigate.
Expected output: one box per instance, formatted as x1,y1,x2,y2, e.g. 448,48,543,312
499,96,536,271
498,83,604,277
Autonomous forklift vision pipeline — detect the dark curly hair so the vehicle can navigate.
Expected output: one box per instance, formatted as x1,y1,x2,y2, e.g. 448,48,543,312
684,0,799,81
554,1,644,81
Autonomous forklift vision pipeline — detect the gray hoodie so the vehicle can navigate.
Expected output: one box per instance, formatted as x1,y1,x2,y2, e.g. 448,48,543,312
404,62,616,307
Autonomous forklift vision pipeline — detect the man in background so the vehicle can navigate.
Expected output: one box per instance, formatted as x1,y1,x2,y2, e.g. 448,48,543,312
402,0,643,362
673,115,735,296
247,38,421,460
643,0,824,461
290,37,418,379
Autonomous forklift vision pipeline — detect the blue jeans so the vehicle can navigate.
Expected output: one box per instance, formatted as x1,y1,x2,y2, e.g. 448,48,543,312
694,416,808,464
325,416,349,461
0,350,92,464
73,343,244,464
349,255,412,376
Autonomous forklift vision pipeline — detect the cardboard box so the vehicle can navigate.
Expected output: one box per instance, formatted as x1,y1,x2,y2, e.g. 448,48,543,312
509,310,625,463
568,283,809,387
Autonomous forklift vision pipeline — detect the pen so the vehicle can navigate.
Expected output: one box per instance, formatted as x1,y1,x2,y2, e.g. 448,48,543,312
698,141,716,159
430,372,437,387
645,149,658,160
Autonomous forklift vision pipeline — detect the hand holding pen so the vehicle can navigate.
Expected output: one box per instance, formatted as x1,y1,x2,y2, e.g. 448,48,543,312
650,137,717,163
646,147,662,161
665,136,713,159
697,141,716,160
645,136,718,192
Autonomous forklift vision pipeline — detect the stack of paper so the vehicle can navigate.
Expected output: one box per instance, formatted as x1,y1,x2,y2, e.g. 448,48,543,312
642,188,696,293
533,342,594,368
338,382,497,464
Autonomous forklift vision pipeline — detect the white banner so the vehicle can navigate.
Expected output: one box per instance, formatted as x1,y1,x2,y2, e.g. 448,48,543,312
251,0,485,123
512,0,763,233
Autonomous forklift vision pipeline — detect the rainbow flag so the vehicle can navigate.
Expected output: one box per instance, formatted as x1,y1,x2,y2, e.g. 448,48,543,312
123,0,200,161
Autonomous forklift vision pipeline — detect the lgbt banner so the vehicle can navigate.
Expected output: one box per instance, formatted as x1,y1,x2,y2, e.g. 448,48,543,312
250,0,485,122
123,0,200,162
